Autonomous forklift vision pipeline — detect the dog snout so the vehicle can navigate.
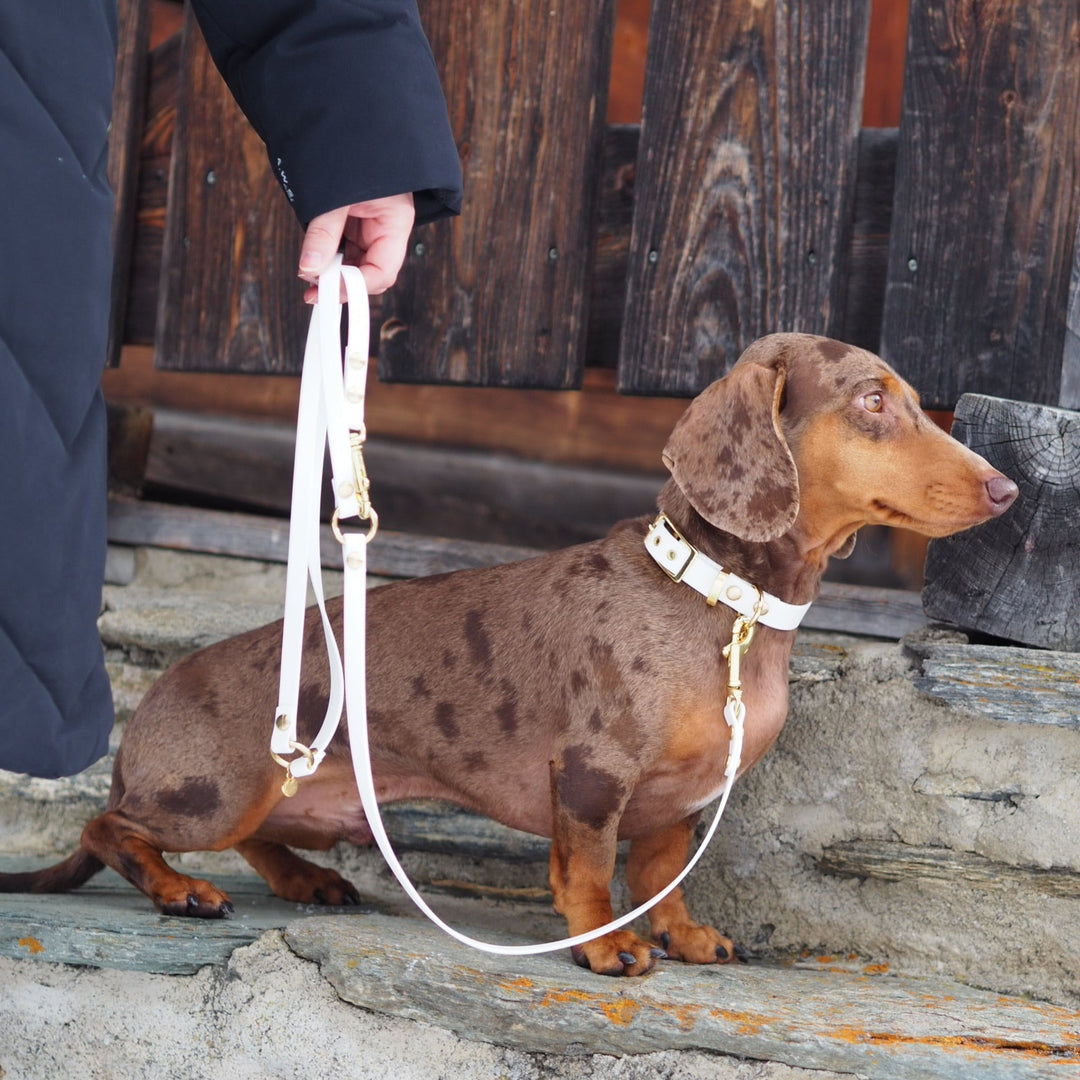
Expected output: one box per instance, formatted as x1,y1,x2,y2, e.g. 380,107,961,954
984,473,1019,515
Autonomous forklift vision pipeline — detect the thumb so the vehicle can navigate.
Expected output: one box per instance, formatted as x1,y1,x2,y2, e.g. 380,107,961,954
298,206,351,282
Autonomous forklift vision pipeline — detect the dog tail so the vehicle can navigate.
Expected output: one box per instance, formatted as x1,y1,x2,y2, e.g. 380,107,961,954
0,850,105,894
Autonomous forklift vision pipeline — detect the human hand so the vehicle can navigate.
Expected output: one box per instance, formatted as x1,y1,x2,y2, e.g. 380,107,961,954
298,192,416,300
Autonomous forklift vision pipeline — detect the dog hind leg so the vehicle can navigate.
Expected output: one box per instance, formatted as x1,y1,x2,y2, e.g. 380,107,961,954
234,837,361,906
81,811,234,917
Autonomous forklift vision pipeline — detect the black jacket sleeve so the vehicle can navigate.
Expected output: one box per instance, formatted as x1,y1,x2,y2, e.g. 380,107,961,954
189,0,462,226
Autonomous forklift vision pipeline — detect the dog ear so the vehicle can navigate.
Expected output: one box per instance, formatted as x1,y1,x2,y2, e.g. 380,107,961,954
662,352,799,542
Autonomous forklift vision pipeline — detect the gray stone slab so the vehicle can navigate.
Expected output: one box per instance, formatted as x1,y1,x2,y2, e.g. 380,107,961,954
0,864,383,975
285,913,1080,1079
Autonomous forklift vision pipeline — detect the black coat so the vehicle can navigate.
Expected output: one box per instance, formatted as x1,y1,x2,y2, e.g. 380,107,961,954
0,0,461,777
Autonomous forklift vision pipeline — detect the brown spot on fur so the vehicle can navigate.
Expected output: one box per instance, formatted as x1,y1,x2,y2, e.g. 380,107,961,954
554,746,626,830
157,777,221,817
588,708,604,733
441,650,457,669
435,702,459,739
588,552,612,575
463,751,487,772
817,338,850,363
464,610,492,670
411,674,431,698
631,656,649,673
570,669,588,696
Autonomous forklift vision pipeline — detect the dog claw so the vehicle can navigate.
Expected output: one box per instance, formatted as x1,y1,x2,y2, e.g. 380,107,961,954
715,943,730,961
659,931,671,951
618,951,637,966
220,901,234,916
313,889,328,905
570,945,589,968
734,943,751,963
650,947,668,959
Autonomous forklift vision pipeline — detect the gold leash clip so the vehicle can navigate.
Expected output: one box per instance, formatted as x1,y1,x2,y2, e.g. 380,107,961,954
722,592,768,704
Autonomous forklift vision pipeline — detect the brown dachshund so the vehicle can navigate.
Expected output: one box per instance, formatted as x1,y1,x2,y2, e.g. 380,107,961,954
0,334,1017,976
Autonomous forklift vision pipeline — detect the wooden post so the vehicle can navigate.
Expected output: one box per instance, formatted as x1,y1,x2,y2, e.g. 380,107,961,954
378,0,617,389
156,6,304,373
616,0,871,395
880,0,1080,409
922,394,1080,651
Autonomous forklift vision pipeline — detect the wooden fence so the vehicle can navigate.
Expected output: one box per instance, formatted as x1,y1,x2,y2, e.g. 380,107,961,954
113,0,1080,411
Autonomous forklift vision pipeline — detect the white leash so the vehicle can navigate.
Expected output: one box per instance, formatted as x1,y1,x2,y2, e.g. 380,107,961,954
271,262,789,956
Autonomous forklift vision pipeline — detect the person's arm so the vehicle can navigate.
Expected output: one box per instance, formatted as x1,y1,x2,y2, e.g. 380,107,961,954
189,0,462,289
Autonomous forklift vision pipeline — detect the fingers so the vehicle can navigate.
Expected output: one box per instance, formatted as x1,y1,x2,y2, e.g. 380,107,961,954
298,205,352,286
299,193,416,301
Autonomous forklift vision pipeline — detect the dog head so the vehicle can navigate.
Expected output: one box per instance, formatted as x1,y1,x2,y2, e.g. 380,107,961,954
662,333,1017,554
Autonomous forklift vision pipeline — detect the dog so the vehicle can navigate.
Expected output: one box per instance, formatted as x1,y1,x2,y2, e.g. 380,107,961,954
0,334,1017,976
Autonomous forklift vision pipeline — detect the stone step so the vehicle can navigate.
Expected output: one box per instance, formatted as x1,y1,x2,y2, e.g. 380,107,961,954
2,865,1077,1080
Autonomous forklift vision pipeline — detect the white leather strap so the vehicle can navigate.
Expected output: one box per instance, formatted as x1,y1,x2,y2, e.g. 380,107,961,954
644,514,810,631
273,266,749,957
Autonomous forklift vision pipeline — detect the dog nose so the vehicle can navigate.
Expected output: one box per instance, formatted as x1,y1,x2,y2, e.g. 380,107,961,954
985,474,1019,514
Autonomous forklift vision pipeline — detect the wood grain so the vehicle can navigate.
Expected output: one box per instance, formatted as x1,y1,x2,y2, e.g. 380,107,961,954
156,6,304,373
107,0,150,367
922,394,1080,650
617,0,871,394
378,0,617,389
880,0,1080,408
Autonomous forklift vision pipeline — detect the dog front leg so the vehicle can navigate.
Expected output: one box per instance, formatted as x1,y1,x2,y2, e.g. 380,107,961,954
548,757,661,976
626,815,739,964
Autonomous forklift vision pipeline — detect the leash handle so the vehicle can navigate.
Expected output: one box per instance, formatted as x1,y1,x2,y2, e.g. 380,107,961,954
276,262,747,956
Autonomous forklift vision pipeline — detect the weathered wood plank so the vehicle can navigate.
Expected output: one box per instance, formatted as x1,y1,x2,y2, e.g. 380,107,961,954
1061,225,1080,409
818,840,1080,900
840,127,897,353
106,496,923,638
105,497,539,579
617,0,871,395
880,0,1080,409
906,640,1080,729
921,394,1080,650
289,913,1080,1076
803,581,926,639
121,24,897,369
106,0,151,367
156,6,304,373
123,30,180,346
377,0,617,389
142,408,659,549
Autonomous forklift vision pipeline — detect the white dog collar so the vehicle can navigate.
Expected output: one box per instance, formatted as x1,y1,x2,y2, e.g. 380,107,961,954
644,513,811,631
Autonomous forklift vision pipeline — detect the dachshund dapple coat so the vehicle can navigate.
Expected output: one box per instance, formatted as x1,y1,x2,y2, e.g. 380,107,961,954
1,335,1017,976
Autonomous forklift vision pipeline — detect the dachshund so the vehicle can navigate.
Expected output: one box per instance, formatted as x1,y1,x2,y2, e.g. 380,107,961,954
0,334,1017,976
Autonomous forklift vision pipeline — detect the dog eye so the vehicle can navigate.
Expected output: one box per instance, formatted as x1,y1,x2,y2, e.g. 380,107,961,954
862,392,884,413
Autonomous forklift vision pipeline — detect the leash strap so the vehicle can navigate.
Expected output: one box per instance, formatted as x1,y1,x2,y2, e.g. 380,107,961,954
273,264,759,956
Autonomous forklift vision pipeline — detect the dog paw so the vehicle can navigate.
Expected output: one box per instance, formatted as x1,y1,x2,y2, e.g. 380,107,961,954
569,931,664,976
155,877,234,919
653,922,739,965
274,867,361,907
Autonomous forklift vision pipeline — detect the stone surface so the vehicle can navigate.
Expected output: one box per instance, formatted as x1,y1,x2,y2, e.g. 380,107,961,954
2,931,846,1080
5,540,1080,1078
286,913,1080,1079
0,864,386,974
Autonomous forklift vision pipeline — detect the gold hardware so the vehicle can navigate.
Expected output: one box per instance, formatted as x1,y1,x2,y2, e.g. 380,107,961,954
721,592,767,704
271,741,315,798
